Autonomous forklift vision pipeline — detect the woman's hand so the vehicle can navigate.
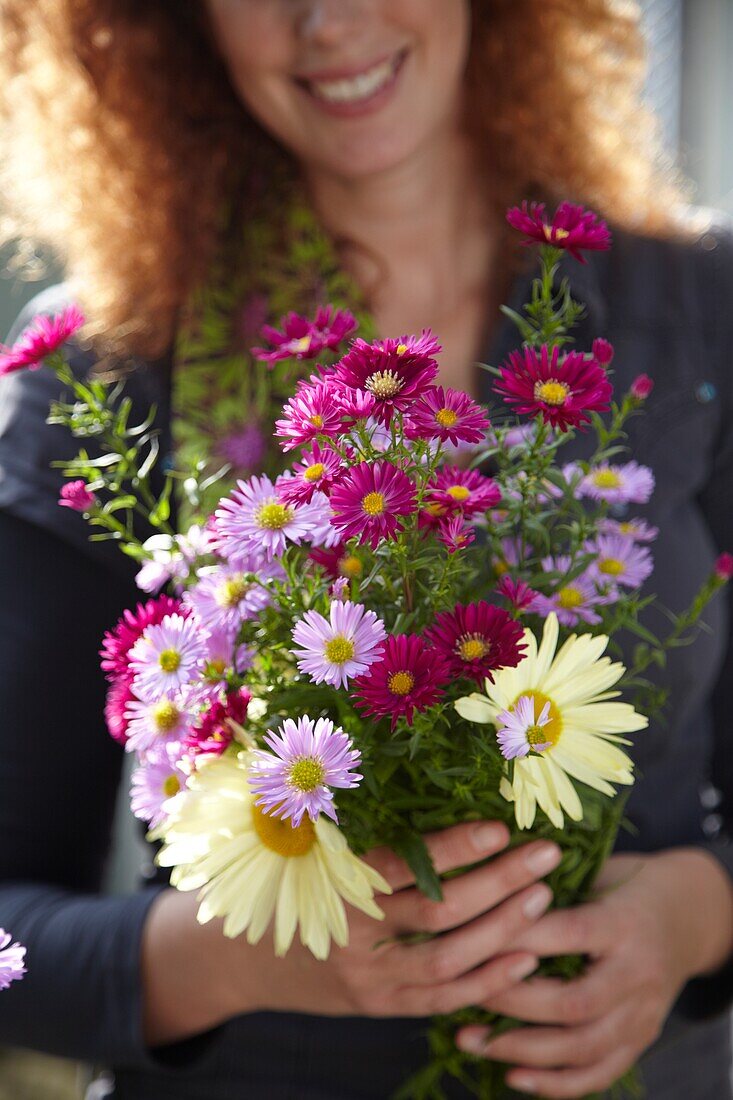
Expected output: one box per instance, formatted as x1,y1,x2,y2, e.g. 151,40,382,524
142,819,562,1046
456,848,733,1098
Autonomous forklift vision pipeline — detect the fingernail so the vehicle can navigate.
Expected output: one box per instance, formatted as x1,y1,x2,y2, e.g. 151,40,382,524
458,1027,490,1054
525,842,561,875
523,884,552,919
509,955,538,981
507,1073,535,1093
473,822,508,852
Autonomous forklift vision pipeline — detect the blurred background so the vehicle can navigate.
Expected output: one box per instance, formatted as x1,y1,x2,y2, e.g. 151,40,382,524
0,1,732,1096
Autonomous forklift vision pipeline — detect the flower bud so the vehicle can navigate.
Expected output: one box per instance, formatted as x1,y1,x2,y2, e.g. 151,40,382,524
714,552,733,581
58,480,97,512
592,338,614,366
630,374,654,401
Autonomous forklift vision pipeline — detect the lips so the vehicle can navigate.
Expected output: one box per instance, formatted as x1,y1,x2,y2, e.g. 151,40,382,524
297,50,407,108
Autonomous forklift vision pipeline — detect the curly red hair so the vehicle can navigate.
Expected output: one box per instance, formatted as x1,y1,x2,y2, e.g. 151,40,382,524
0,0,680,357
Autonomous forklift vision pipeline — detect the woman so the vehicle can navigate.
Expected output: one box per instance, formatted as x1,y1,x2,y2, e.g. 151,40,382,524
0,2,732,1098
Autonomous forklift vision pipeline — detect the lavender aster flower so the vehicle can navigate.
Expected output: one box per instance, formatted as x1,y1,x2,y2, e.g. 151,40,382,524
598,517,659,543
213,475,322,562
130,742,185,829
249,716,362,826
129,614,208,701
587,536,654,589
292,600,387,689
125,689,197,755
184,562,274,634
495,695,553,760
0,930,26,989
532,555,604,626
570,461,655,505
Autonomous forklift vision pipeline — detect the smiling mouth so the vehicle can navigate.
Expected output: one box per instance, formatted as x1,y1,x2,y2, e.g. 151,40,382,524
298,50,407,107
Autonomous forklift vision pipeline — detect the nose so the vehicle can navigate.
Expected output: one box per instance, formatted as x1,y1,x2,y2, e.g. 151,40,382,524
296,0,367,46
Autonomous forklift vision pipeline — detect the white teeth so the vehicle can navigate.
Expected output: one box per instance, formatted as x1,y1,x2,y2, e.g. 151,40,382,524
309,55,399,104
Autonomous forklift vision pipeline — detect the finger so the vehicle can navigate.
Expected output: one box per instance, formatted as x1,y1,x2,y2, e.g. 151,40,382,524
394,883,554,985
504,1045,636,1098
367,820,510,891
509,903,610,958
385,841,561,934
481,958,625,1025
397,952,539,1018
457,1008,626,1069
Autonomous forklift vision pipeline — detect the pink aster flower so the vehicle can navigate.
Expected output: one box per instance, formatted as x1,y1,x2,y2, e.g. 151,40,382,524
104,677,136,745
309,542,368,582
506,201,612,262
598,517,658,543
495,695,553,760
129,614,208,701
100,595,183,681
275,380,346,452
213,474,322,561
296,487,342,549
0,304,85,376
586,536,654,590
424,467,501,520
292,599,386,689
331,576,350,601
253,306,357,365
58,480,96,512
200,626,254,681
353,634,450,730
532,556,604,626
437,515,476,554
124,689,197,756
130,742,186,829
405,386,491,446
630,374,654,401
496,344,612,432
330,461,416,549
184,687,252,758
279,441,345,504
249,715,362,826
425,601,527,684
334,387,377,422
333,331,440,425
0,931,26,990
715,552,733,581
184,561,273,634
592,338,615,366
495,575,539,613
573,461,655,504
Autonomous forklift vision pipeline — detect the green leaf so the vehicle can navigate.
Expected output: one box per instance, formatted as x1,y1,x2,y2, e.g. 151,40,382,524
393,832,443,901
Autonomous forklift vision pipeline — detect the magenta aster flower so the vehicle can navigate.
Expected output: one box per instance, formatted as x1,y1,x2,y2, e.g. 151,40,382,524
333,331,440,425
129,613,208,701
275,380,346,452
598,517,658,543
630,374,654,401
437,515,476,554
0,930,26,990
586,536,653,589
184,561,273,634
213,474,322,561
425,467,501,520
330,461,416,549
592,338,615,366
0,304,85,376
292,600,386,689
130,742,186,829
279,441,345,505
249,715,362,826
353,634,449,730
58,480,96,512
253,306,357,365
506,201,611,262
104,677,136,745
532,556,604,626
184,687,252,758
495,575,539,613
100,595,183,680
405,386,491,446
125,689,197,756
496,344,612,431
334,387,377,422
425,601,526,685
574,461,655,504
496,695,553,760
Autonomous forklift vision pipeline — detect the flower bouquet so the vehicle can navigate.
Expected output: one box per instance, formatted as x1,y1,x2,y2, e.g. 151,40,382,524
5,203,731,1100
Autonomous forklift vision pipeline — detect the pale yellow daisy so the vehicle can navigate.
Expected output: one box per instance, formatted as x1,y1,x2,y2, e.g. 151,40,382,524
455,612,647,829
152,750,390,959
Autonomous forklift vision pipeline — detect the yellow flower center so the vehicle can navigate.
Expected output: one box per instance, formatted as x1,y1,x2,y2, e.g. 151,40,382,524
494,559,509,576
388,670,415,696
207,658,227,678
309,414,324,428
534,379,570,406
598,557,625,576
526,724,550,747
618,522,635,535
435,407,458,428
153,699,181,732
252,803,316,857
291,335,312,353
324,635,356,664
288,757,326,792
557,585,584,609
425,501,448,517
365,370,404,399
216,574,250,608
396,343,409,355
592,469,621,489
304,462,325,483
446,485,470,502
158,649,181,674
543,225,570,242
338,554,363,578
362,491,386,516
456,633,490,662
162,775,181,798
513,691,563,747
256,500,293,530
